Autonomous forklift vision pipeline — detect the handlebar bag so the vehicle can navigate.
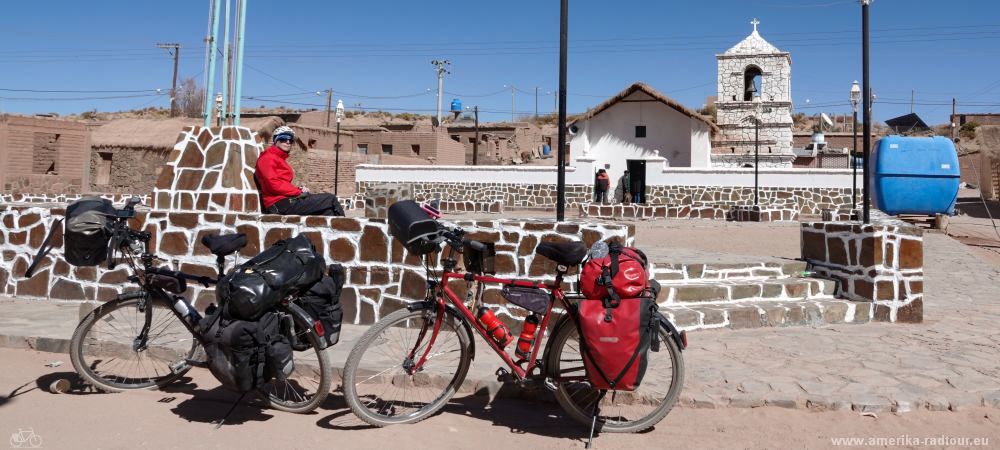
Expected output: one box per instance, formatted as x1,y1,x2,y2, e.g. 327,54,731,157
218,234,324,321
387,200,440,255
198,310,293,392
297,265,345,349
573,296,657,391
580,244,649,301
64,196,117,266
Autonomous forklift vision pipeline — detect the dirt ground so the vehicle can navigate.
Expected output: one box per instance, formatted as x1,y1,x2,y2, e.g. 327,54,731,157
1,348,996,450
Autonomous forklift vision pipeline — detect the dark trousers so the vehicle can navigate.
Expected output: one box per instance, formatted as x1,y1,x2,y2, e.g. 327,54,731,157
270,193,345,216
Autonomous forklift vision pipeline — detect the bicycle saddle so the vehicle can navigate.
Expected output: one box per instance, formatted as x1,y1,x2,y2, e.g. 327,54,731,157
201,233,248,257
535,241,588,266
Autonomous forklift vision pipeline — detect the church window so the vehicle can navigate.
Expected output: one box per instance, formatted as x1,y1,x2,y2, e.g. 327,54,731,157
743,66,762,101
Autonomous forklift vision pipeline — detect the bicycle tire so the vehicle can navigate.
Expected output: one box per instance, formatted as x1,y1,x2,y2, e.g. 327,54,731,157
259,310,332,414
343,307,473,427
547,315,685,433
69,291,198,392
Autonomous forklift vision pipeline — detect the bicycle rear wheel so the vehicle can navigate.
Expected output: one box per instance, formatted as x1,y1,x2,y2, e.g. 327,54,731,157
547,315,685,433
70,292,198,392
259,311,332,414
343,307,473,426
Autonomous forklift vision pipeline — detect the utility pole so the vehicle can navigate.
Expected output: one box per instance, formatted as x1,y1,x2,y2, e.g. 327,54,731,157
510,84,516,122
535,87,539,120
952,98,957,141
431,60,450,125
861,0,872,224
325,88,333,127
156,43,180,117
556,0,568,222
910,89,915,114
473,106,480,166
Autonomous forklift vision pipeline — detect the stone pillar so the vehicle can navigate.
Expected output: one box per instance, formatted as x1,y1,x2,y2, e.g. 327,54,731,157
801,221,923,323
151,126,264,213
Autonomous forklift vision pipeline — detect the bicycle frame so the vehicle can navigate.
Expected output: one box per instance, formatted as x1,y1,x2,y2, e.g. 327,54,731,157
408,269,576,382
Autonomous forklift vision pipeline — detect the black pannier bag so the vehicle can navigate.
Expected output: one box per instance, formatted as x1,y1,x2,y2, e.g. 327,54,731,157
298,265,346,349
198,310,293,392
387,200,440,255
64,196,117,266
501,285,550,314
218,234,324,321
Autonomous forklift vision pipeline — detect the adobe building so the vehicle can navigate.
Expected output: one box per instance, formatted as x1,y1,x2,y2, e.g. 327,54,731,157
348,127,466,165
0,114,90,195
446,122,557,165
713,19,794,167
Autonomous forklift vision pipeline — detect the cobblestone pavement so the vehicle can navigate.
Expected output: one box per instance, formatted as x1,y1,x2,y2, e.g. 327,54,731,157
681,233,1000,412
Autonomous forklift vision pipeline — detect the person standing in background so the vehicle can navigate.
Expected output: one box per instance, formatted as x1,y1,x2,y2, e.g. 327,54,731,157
619,170,631,204
595,169,610,204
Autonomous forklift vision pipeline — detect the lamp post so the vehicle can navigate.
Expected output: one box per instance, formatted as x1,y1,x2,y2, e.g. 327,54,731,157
850,80,861,211
751,96,765,206
334,99,344,196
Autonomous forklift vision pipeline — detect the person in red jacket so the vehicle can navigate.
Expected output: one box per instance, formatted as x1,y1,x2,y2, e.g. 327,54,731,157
594,169,610,204
255,126,345,216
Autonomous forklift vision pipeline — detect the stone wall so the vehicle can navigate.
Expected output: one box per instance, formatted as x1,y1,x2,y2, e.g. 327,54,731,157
0,115,91,196
151,126,264,213
801,221,923,323
356,181,592,209
0,204,633,325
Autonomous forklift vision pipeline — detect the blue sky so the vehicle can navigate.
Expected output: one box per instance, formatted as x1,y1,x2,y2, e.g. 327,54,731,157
2,0,998,125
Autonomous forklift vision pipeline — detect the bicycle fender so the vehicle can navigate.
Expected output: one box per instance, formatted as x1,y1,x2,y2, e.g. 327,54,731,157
656,312,686,351
405,301,476,360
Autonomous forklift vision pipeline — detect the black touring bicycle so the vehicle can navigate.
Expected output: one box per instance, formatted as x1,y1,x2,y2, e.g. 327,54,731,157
29,197,340,415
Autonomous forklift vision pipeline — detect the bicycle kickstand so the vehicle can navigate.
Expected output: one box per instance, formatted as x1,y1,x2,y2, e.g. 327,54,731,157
586,391,607,449
213,391,250,430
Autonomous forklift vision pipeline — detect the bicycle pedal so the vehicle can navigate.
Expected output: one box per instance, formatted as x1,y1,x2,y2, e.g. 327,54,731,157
543,377,558,392
495,367,514,383
170,360,192,374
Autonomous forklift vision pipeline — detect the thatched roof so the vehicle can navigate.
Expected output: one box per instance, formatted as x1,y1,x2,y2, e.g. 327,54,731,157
572,82,719,133
91,116,284,149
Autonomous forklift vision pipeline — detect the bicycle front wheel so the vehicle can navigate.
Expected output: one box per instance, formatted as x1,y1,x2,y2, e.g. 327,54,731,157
343,307,473,427
259,310,332,414
70,292,198,392
547,315,685,433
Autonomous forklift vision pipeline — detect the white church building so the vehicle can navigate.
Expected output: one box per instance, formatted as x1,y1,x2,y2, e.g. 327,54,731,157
568,81,718,177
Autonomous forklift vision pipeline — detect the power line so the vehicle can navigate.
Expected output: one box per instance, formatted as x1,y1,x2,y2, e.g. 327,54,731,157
0,93,162,101
0,87,162,93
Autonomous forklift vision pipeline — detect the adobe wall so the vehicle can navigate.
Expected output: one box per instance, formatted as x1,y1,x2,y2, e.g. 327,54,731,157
801,221,923,323
0,115,90,195
0,204,633,325
90,146,171,193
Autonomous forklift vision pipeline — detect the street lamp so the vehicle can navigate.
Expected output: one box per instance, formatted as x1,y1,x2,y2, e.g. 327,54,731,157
334,99,345,196
850,80,861,211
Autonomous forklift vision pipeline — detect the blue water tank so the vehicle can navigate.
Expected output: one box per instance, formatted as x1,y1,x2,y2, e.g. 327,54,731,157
542,144,551,156
871,135,960,216
450,98,462,113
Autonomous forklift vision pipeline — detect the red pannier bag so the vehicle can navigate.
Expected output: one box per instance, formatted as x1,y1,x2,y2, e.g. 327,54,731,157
575,296,657,391
579,244,649,300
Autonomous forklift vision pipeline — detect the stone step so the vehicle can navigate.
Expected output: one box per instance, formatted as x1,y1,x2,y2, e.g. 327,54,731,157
663,298,872,331
657,277,837,304
651,261,808,282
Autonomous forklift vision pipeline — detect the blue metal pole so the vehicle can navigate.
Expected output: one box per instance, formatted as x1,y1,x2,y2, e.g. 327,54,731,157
233,0,247,126
220,0,232,125
203,0,223,127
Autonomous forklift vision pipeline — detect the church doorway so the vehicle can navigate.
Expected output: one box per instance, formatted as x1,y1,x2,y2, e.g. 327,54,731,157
626,159,647,203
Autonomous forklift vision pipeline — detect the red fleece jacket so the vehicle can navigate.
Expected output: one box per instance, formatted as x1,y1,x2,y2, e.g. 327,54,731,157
255,146,302,208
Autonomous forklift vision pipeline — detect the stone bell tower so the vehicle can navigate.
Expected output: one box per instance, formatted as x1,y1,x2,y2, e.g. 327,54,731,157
713,19,794,167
